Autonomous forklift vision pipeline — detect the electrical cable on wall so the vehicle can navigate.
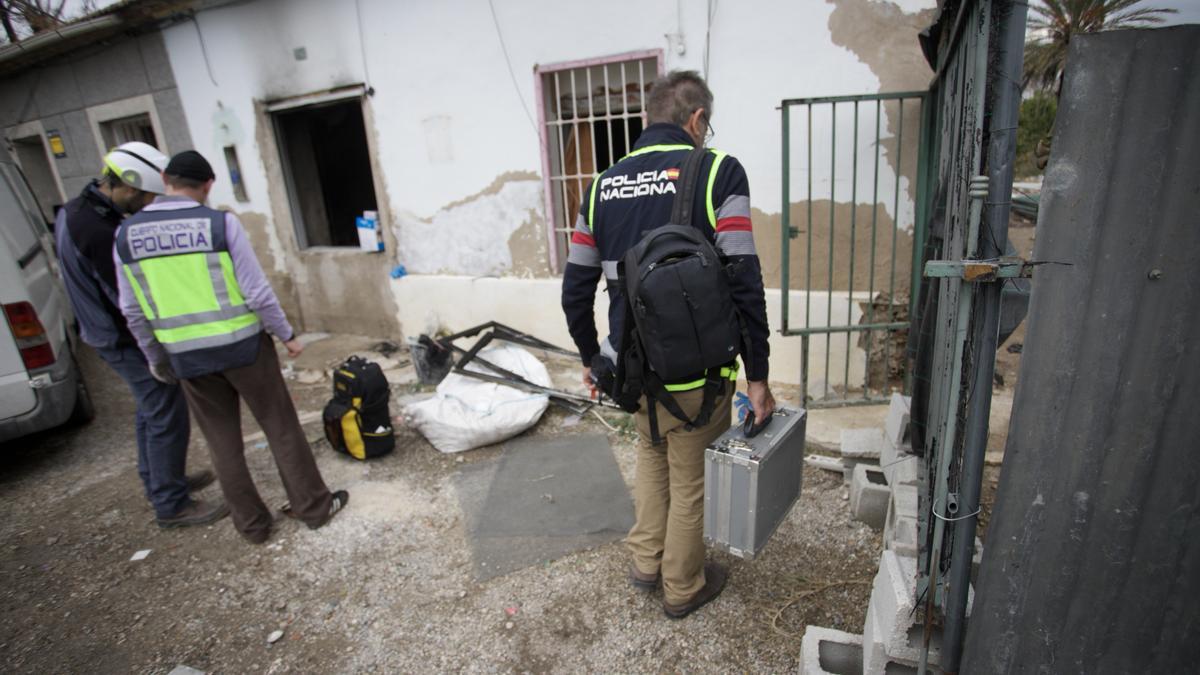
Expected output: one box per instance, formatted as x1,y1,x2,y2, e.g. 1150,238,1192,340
354,0,372,93
487,0,538,136
703,0,718,80
189,12,218,87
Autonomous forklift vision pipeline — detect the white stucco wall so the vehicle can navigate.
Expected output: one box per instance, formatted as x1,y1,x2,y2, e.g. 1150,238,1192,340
163,0,934,272
159,0,935,384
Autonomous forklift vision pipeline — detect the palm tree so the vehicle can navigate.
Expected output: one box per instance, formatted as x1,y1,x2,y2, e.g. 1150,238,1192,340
1024,0,1177,93
1023,0,1175,170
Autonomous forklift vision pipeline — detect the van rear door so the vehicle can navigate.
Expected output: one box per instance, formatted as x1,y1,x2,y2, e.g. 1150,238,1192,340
0,164,42,418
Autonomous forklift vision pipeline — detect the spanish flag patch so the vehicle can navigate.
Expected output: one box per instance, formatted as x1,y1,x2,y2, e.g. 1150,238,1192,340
665,168,680,180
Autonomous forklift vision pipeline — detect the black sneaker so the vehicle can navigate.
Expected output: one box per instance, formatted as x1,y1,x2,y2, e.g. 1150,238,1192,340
308,490,349,530
157,498,230,529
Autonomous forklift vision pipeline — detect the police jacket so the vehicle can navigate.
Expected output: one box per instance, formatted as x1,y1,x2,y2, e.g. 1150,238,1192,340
561,123,770,382
55,181,138,351
114,196,296,378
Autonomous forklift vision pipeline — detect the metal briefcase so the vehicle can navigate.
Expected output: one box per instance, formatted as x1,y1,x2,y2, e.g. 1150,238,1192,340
703,406,806,559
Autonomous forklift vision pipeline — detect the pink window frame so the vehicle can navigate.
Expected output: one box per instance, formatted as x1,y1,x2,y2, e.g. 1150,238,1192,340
534,48,665,271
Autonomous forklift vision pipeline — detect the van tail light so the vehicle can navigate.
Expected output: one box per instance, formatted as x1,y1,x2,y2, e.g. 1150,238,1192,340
4,302,55,370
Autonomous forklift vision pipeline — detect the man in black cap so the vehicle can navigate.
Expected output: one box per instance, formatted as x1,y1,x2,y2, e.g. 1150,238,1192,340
115,150,348,544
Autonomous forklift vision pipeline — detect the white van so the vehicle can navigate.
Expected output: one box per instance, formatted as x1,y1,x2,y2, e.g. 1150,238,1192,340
0,147,93,442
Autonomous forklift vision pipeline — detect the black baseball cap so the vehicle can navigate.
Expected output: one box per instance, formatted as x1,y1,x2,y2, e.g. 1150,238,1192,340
164,150,216,182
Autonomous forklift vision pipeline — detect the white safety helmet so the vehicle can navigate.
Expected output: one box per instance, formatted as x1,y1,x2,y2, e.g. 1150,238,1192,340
103,141,169,194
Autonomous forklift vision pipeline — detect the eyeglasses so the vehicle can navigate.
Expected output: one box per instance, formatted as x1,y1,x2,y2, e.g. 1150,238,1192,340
702,113,715,145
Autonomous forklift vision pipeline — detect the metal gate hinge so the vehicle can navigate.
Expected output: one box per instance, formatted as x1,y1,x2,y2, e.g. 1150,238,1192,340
923,256,1033,282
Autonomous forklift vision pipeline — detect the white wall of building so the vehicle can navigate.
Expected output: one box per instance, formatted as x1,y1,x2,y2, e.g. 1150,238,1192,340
160,0,935,384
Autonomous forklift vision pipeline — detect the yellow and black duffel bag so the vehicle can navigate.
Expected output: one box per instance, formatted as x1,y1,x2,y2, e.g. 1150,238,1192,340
323,356,394,460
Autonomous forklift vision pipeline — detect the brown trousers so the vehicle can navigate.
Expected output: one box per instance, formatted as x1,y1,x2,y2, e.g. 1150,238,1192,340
180,333,332,539
626,385,733,605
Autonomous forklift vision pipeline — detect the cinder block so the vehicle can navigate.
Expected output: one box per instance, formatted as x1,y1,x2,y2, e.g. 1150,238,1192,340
841,427,886,460
891,483,919,521
881,444,920,488
798,626,863,675
850,464,890,530
869,551,918,658
863,600,942,674
883,497,919,559
880,433,903,471
865,588,943,667
842,457,878,485
884,393,912,448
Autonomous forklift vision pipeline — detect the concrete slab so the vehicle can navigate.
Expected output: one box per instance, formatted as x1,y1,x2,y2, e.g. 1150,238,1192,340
803,403,888,453
850,464,889,530
884,393,911,447
805,454,844,475
840,427,885,460
798,626,863,675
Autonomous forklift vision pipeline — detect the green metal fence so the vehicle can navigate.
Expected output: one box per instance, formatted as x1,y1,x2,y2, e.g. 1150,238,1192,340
779,91,929,408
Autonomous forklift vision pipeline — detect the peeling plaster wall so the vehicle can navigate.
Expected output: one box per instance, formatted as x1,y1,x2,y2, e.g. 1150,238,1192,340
157,0,935,340
396,172,549,277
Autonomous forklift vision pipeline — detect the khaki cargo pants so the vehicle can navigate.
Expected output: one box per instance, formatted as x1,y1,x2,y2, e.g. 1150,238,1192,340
626,385,733,605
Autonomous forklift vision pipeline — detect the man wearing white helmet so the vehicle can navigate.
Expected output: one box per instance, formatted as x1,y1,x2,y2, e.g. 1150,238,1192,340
55,141,229,528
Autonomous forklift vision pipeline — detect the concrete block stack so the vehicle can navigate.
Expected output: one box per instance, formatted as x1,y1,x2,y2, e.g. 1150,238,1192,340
799,394,984,673
883,483,919,558
839,427,885,485
797,626,864,675
862,551,935,672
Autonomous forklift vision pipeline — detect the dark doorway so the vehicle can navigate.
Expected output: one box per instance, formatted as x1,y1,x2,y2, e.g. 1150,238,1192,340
273,99,377,248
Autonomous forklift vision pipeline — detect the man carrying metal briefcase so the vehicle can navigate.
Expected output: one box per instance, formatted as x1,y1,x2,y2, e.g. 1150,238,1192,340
561,71,774,619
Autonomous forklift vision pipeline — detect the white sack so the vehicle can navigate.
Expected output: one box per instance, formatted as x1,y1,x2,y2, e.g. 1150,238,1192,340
405,344,550,453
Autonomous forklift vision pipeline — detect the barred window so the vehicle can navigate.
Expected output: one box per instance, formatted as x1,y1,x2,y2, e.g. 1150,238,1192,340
536,51,662,270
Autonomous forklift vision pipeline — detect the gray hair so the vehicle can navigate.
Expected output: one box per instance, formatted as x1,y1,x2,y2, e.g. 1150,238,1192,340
646,70,714,127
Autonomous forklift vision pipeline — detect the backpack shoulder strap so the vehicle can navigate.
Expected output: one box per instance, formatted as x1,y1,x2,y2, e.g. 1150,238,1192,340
669,147,709,227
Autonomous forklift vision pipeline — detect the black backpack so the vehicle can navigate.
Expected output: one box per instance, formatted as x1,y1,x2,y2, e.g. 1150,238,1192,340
322,356,395,459
610,147,749,443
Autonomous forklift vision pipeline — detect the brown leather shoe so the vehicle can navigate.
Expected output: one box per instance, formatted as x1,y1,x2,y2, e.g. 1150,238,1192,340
662,562,728,619
629,564,661,591
157,498,230,529
185,470,216,492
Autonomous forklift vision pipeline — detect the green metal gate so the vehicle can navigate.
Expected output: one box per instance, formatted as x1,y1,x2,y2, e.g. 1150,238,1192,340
779,2,1029,670
779,91,930,408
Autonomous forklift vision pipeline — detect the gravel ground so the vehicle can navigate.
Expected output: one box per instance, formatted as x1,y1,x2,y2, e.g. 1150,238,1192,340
0,342,882,673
